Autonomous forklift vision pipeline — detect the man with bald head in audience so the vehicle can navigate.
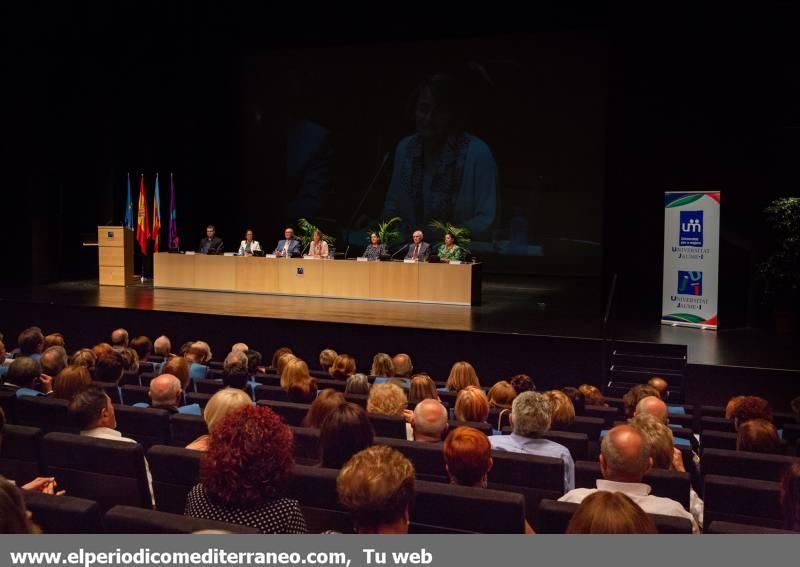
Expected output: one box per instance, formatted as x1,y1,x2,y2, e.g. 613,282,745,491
412,399,449,442
635,396,669,425
153,336,173,359
393,354,414,379
148,374,183,413
559,424,698,532
111,328,129,350
647,376,668,397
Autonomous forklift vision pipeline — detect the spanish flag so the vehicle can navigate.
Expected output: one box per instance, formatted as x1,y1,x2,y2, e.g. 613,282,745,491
136,174,151,255
152,173,162,253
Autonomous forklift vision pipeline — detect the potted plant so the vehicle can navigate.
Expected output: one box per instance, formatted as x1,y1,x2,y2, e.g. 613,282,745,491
297,218,336,248
758,197,800,334
368,217,403,250
429,220,472,254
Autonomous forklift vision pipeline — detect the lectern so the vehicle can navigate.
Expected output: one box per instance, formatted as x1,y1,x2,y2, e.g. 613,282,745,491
97,226,134,286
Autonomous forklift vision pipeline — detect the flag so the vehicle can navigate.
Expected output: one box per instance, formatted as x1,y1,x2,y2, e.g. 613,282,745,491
152,173,162,253
124,173,134,230
168,172,179,250
136,174,151,255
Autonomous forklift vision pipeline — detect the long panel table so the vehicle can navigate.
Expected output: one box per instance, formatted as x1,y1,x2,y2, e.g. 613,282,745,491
153,254,482,305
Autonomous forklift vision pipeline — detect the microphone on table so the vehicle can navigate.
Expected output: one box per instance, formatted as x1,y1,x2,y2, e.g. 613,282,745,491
301,241,310,256
391,243,410,259
344,245,350,259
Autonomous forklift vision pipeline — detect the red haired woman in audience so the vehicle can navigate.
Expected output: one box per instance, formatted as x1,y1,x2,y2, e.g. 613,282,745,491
302,389,346,429
781,463,800,531
730,396,773,429
578,384,606,407
445,361,480,392
186,405,306,533
545,390,576,430
454,386,490,424
487,380,516,410
271,347,293,370
52,365,91,402
724,395,746,420
566,491,657,534
329,354,357,380
736,418,781,454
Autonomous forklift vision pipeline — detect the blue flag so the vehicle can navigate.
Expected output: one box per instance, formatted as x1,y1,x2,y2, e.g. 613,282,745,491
124,173,134,230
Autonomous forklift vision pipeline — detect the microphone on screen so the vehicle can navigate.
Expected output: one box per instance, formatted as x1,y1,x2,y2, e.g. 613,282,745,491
391,243,410,259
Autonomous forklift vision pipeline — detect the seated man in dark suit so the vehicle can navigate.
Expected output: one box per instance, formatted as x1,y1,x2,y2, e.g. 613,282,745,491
273,227,302,257
198,225,224,254
2,357,52,398
405,230,431,261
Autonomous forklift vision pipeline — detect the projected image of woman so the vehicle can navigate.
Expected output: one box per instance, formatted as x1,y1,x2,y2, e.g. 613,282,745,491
382,74,497,240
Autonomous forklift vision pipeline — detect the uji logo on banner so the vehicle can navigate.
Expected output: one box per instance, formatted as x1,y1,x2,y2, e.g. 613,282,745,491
679,210,703,246
677,271,702,296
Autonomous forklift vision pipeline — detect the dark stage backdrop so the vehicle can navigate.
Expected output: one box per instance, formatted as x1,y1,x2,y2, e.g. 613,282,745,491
243,34,608,274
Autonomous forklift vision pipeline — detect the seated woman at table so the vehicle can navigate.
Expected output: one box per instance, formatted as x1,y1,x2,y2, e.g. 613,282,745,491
238,229,262,256
437,231,466,263
307,230,329,258
361,232,386,260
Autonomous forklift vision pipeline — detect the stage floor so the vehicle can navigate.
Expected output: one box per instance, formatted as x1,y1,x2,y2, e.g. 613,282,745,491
1,278,798,370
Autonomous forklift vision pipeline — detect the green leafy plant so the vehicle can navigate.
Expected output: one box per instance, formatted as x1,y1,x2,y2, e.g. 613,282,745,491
297,218,336,247
429,220,471,253
368,217,403,249
758,197,800,298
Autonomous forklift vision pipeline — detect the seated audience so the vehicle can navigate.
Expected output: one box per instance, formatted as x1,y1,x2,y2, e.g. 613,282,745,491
444,426,492,487
94,350,124,384
162,356,191,394
231,342,249,354
634,396,669,424
70,385,131,442
130,336,153,362
275,353,297,379
561,386,586,415
4,357,51,397
18,327,44,359
178,341,193,357
370,353,395,379
566,491,657,534
271,347,293,370
70,348,96,369
623,384,661,419
185,405,306,533
329,354,357,380
186,388,253,451
510,374,535,395
119,347,140,373
320,403,375,469
223,351,249,377
412,399,449,442
392,354,414,378
319,349,338,373
408,374,439,404
487,380,516,410
40,346,68,378
153,335,173,359
0,477,40,533
730,396,773,428
280,358,312,390
344,373,370,396
42,332,65,352
185,344,211,384
558,424,698,533
725,395,746,420
52,364,91,402
647,376,669,398
147,374,184,413
245,349,264,375
578,384,605,406
736,418,781,454
367,383,413,440
545,390,576,430
302,389,346,429
781,463,800,531
336,446,415,534
489,391,575,491
287,378,318,404
445,361,480,392
110,328,129,349
454,386,491,425
92,342,114,361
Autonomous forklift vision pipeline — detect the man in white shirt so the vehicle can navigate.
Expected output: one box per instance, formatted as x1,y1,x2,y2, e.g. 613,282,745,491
558,424,699,533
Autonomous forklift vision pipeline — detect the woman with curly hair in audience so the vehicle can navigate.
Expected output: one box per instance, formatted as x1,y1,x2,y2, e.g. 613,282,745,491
320,403,375,469
185,405,306,533
303,389,346,429
445,361,480,392
510,374,535,395
367,383,414,440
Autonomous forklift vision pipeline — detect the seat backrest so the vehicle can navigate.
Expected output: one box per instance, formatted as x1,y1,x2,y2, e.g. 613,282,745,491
668,413,695,431
542,431,589,461
289,426,321,465
256,400,309,427
0,423,42,485
146,445,202,514
488,407,511,431
583,405,619,427
561,416,605,441
783,423,800,445
253,374,280,387
489,451,564,492
315,378,346,392
113,405,170,450
196,379,225,395
41,432,151,512
701,430,737,452
438,390,458,408
378,437,447,480
185,392,213,409
92,382,121,405
536,499,692,534
168,414,207,447
254,385,288,402
707,521,798,534
703,474,783,531
120,371,140,386
23,491,103,534
120,385,150,406
573,461,690,509
139,372,156,387
700,416,735,433
366,413,407,439
0,389,17,422
448,420,492,437
14,396,78,434
701,448,799,482
344,393,368,408
105,505,259,533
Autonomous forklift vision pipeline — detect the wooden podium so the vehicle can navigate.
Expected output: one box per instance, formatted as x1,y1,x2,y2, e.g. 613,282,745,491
97,226,134,286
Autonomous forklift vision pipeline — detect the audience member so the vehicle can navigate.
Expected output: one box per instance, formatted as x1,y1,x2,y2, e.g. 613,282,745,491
3,357,51,397
186,405,306,533
70,348,96,369
153,335,173,358
444,426,492,487
148,374,183,413
188,341,212,364
510,374,535,395
92,342,114,361
367,383,413,440
454,386,490,425
392,354,413,378
445,361,480,392
275,353,297,379
0,477,40,533
287,378,318,404
320,403,375,469
245,349,263,375
110,328,129,349
162,357,191,393
370,353,395,378
280,358,312,390
52,364,91,402
647,376,669,398
489,391,574,491
319,349,338,373
18,327,44,359
303,389,346,429
558,424,698,533
408,374,438,404
730,396,773,428
329,354,356,380
94,350,124,383
545,390,576,429
344,373,370,396
186,388,252,451
561,386,586,415
120,347,140,373
336,446,415,534
130,336,153,362
70,386,129,441
566,491,657,534
634,396,669,425
231,342,249,354
412,399,449,442
488,380,516,410
623,384,661,419
223,351,249,376
781,463,800,532
42,333,65,352
40,346,68,380
736,418,781,454
270,347,293,369
578,384,605,406
178,341,193,357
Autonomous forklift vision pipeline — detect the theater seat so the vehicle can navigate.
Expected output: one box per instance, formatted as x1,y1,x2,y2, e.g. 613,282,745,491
254,385,288,402
448,420,492,437
196,379,225,395
120,385,150,406
41,432,152,513
92,382,121,405
0,424,42,485
536,499,693,534
378,437,447,480
574,461,691,509
542,431,589,461
113,405,170,450
583,405,618,427
315,378,346,392
15,396,78,434
700,416,735,433
561,416,604,441
256,400,309,427
185,392,212,409
104,505,258,533
252,374,280,387
289,426,320,465
701,448,799,482
703,474,783,531
344,393,368,408
707,521,798,534
489,451,564,492
169,414,207,447
0,389,17,422
120,371,140,386
23,491,103,534
146,445,202,514
701,431,737,452
366,413,407,439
